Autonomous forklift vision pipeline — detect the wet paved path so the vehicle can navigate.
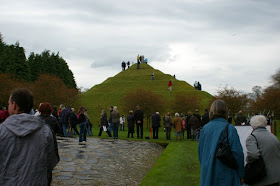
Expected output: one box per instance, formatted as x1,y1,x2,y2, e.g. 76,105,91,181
52,137,164,186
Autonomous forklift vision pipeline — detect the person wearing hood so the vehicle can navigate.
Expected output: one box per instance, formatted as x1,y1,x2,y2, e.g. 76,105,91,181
0,88,59,186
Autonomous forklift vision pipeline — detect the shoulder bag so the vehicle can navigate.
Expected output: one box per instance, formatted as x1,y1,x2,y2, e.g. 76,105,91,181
244,133,266,185
216,123,238,169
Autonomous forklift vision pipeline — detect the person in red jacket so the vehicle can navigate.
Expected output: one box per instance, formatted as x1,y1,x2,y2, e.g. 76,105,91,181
0,107,9,124
168,79,172,91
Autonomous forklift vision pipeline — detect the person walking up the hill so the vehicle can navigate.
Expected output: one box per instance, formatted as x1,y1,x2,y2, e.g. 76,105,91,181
134,105,144,139
111,106,120,139
168,79,172,91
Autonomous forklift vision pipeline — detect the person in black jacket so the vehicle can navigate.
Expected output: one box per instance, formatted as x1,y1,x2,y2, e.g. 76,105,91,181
70,108,79,135
98,110,112,137
78,107,88,143
193,109,201,124
152,112,161,139
52,105,58,121
127,110,135,138
185,112,192,139
38,102,60,184
39,102,61,134
201,109,210,127
134,105,144,139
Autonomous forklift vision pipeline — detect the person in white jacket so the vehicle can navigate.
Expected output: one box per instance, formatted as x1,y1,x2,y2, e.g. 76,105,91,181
120,115,125,131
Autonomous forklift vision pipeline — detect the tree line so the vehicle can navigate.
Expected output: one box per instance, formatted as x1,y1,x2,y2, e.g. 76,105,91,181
0,33,78,108
211,68,280,119
0,33,76,88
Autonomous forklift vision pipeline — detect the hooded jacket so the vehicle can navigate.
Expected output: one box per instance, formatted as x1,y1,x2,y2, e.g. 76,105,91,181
0,113,59,186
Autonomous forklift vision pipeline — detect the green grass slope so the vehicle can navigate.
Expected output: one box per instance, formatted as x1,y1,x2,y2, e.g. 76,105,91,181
77,63,212,124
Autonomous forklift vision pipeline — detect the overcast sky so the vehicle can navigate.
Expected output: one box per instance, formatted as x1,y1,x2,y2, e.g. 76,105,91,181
1,0,279,95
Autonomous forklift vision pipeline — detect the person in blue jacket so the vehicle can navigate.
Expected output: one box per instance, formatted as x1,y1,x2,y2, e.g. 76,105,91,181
198,99,244,186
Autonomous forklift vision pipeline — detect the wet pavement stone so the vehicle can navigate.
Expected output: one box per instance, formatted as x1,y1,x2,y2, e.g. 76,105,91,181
51,137,164,186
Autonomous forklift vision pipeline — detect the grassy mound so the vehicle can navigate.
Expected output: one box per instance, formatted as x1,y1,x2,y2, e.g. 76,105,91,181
76,63,212,124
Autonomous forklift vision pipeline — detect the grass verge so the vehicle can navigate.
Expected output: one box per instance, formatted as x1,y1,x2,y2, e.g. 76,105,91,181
140,140,200,186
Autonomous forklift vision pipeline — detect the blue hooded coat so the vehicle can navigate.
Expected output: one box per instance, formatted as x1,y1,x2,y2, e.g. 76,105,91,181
198,118,244,186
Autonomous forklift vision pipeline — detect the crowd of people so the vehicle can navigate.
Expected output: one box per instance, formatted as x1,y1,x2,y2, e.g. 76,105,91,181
1,87,280,185
120,54,149,71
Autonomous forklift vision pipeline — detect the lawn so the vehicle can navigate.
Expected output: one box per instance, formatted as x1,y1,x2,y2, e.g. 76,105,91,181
140,140,200,186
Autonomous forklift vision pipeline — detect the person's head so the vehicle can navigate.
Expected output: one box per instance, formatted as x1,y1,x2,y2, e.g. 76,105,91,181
113,106,117,111
101,110,106,115
167,112,170,116
8,88,34,115
71,108,75,112
205,109,208,113
53,105,57,110
38,102,53,116
156,112,159,115
209,99,228,120
129,110,133,115
195,109,199,113
188,111,191,115
109,106,113,111
79,106,85,114
59,104,64,110
250,115,267,129
175,113,180,117
136,105,140,110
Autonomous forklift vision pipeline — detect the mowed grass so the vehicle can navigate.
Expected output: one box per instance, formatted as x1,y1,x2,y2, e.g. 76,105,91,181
140,140,200,186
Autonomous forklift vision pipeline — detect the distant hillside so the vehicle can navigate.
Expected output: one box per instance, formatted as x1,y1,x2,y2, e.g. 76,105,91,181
76,63,212,124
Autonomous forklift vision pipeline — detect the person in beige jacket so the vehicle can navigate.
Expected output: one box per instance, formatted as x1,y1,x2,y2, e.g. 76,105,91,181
172,113,183,141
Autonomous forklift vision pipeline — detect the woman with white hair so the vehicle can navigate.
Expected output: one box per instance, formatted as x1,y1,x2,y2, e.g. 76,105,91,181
172,112,183,141
245,115,280,186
